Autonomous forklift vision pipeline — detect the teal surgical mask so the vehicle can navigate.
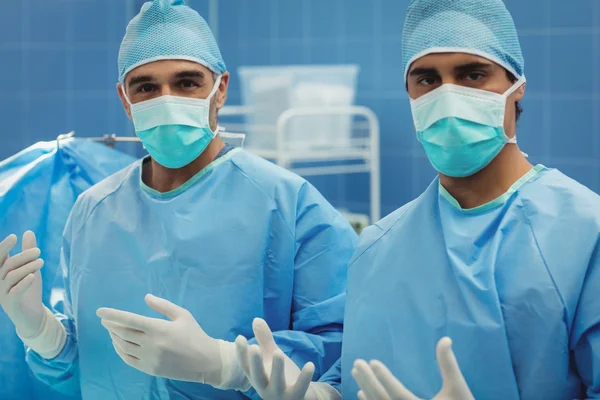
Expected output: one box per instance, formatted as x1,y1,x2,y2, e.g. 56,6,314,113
124,75,222,169
410,78,525,178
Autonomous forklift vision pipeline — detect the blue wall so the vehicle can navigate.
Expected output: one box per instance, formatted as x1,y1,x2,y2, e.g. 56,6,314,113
1,0,140,160
2,1,599,218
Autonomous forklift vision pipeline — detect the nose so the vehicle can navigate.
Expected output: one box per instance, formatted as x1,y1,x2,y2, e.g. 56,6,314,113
158,84,172,97
440,74,459,86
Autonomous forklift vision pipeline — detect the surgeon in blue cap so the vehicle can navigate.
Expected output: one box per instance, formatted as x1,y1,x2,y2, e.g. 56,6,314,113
235,1,600,399
0,0,357,399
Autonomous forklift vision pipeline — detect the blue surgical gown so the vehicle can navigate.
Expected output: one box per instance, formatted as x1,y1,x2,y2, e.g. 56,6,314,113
326,165,600,399
26,148,357,399
0,139,135,400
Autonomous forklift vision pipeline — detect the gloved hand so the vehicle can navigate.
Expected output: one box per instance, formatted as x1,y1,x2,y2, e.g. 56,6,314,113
352,337,474,400
0,232,46,338
235,318,322,400
97,294,248,390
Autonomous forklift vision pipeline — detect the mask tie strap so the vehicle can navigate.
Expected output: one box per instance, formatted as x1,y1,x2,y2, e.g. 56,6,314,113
204,75,223,137
121,85,134,107
503,76,527,157
502,75,526,99
207,75,222,101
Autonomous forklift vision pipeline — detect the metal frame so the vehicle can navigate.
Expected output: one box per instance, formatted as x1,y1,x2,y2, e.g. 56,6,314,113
57,130,245,149
88,134,140,148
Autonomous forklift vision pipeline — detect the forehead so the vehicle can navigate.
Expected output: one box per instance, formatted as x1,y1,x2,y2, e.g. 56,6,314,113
125,59,213,84
409,52,498,73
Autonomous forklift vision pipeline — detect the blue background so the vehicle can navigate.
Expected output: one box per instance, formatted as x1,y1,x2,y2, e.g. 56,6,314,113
2,0,599,218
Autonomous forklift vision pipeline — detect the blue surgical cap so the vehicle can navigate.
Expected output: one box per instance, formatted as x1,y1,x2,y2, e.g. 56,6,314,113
402,0,524,81
118,0,226,83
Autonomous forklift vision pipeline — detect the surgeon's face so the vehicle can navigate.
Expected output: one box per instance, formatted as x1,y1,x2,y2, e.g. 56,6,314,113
407,53,525,133
116,60,229,130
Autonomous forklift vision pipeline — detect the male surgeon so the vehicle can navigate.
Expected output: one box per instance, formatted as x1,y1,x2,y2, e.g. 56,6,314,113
236,0,600,399
0,0,356,398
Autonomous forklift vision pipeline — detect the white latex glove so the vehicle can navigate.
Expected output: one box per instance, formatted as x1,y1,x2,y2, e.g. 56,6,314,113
97,294,248,390
0,231,66,359
352,337,474,400
235,318,324,400
0,232,45,338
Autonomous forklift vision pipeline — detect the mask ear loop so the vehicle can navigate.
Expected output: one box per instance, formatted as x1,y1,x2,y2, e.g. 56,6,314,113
502,76,528,157
121,85,133,107
206,75,223,137
502,76,526,99
506,136,526,159
121,85,144,149
207,75,223,101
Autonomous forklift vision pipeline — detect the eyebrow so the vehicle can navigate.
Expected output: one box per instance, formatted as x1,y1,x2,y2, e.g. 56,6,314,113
174,70,206,79
409,67,439,77
409,61,494,77
128,75,154,88
453,62,493,74
127,70,207,88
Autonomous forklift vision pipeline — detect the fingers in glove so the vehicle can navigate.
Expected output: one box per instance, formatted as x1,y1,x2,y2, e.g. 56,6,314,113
0,235,17,264
109,331,142,359
252,318,278,355
96,307,154,332
436,337,463,385
270,350,286,393
357,390,368,400
144,294,188,321
110,332,132,356
436,337,472,397
22,231,37,252
370,360,419,400
8,273,37,297
0,248,41,280
235,335,252,377
288,361,315,399
3,259,43,291
101,319,144,345
352,360,390,400
113,340,141,369
248,344,269,390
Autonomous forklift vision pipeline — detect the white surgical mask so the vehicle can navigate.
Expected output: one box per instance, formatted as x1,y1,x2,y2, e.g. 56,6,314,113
410,77,525,177
124,75,222,169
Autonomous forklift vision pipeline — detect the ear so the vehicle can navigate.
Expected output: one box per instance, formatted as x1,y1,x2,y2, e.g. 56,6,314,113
514,82,526,102
116,82,132,120
215,72,229,110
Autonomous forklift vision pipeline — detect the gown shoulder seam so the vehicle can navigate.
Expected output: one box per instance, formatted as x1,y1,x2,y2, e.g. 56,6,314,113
70,165,139,240
229,157,297,239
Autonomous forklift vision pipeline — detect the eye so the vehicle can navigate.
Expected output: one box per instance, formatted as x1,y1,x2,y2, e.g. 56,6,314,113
178,79,200,89
418,76,438,86
137,84,156,93
464,72,485,81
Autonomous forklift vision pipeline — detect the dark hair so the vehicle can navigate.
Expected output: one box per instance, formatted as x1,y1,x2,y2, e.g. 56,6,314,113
506,71,523,121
